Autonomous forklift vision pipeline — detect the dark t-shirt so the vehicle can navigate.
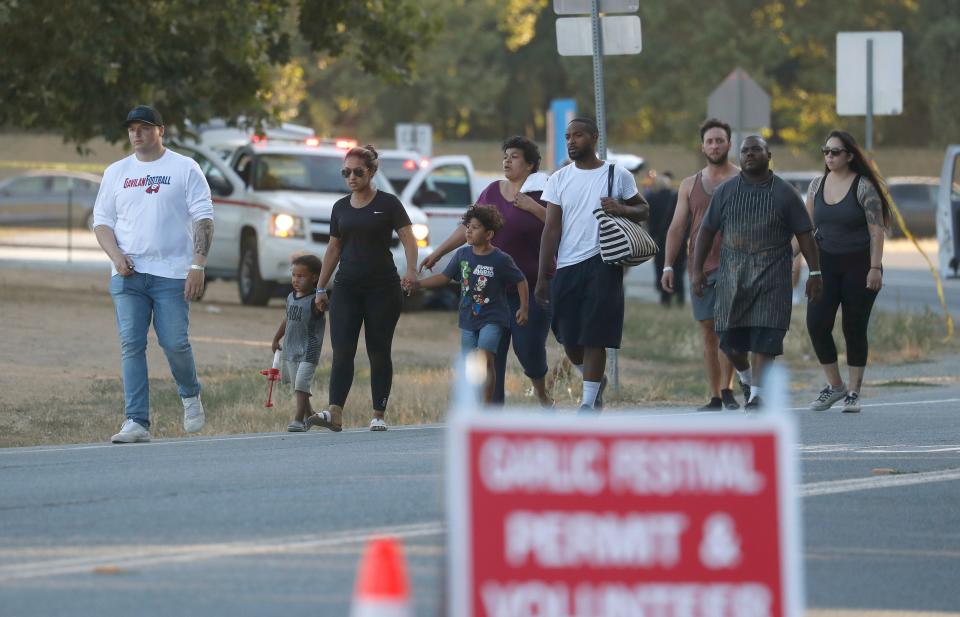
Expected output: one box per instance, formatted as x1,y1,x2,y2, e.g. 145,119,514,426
442,246,525,330
330,190,411,284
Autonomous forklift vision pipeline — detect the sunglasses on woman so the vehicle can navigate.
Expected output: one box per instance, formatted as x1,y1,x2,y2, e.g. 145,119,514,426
340,167,366,178
821,147,847,156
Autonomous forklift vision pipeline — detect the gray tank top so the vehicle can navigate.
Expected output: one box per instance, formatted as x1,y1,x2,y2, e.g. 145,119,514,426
814,175,870,254
283,292,325,363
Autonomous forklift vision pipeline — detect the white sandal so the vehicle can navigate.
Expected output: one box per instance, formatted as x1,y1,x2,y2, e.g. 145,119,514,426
369,417,388,431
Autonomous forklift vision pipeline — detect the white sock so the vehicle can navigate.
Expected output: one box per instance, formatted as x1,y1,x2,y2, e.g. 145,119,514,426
574,363,584,376
582,381,601,408
737,368,752,385
748,385,762,402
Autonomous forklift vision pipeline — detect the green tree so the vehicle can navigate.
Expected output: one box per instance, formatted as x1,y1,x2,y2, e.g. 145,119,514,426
0,0,435,145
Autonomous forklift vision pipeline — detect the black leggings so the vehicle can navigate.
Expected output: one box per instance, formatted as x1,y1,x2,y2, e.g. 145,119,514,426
328,278,403,411
806,249,879,367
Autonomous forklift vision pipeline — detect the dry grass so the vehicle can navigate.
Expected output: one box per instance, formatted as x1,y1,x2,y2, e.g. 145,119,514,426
0,265,954,448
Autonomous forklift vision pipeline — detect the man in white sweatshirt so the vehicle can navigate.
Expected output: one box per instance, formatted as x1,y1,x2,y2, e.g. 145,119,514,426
93,105,215,443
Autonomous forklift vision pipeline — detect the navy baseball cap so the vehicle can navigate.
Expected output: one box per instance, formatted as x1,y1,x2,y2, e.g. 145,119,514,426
125,105,164,127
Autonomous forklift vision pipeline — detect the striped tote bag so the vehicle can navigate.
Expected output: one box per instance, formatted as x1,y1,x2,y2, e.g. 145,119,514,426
593,164,658,266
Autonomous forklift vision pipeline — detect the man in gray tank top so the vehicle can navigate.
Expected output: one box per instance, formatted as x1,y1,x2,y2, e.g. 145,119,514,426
661,119,743,411
692,136,822,410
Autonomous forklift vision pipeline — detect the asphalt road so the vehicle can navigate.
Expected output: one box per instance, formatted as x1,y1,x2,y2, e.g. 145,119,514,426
2,386,960,616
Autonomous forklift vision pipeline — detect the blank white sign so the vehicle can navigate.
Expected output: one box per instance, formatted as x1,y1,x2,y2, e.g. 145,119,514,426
836,31,903,116
556,15,642,56
553,0,640,14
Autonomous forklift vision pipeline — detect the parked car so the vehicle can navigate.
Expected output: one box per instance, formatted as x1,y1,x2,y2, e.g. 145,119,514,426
607,149,645,173
887,176,939,238
778,170,820,199
168,141,433,306
378,149,429,193
0,170,101,228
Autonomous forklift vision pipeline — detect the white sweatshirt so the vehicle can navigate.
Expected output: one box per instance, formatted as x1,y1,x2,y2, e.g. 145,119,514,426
93,149,213,279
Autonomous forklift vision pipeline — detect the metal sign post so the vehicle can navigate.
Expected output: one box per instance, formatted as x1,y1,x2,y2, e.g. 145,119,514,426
555,0,641,400
866,39,874,150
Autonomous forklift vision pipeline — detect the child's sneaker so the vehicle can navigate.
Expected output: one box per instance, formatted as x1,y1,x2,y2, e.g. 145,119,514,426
287,420,306,432
842,392,861,413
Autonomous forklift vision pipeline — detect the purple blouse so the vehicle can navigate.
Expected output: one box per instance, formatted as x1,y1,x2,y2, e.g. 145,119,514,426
475,180,555,289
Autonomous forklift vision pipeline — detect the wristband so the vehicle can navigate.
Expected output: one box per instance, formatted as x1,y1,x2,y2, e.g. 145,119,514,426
315,288,327,295
189,264,205,271
662,266,674,273
808,270,821,276
870,266,882,270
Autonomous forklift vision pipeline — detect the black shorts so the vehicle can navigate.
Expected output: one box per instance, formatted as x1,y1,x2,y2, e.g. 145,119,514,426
718,327,786,357
550,253,624,349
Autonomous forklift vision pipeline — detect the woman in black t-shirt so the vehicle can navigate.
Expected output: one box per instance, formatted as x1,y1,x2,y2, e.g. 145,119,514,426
307,145,419,432
805,130,890,414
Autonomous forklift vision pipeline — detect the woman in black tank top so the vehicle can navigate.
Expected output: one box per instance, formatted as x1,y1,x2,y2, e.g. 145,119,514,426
804,130,891,413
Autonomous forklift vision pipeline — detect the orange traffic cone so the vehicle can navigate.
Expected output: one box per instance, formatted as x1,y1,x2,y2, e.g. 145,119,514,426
350,536,412,617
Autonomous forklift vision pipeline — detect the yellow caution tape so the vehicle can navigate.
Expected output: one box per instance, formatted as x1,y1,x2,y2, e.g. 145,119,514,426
0,159,106,174
871,159,954,343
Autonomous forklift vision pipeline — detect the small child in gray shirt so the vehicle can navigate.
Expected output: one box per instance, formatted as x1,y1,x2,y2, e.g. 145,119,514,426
271,254,325,432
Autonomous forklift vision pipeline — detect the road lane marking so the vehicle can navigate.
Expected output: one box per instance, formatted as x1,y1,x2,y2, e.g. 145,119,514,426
801,467,960,497
2,468,960,582
0,521,444,583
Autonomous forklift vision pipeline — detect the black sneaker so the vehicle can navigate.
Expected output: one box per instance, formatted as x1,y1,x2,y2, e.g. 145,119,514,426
721,388,740,410
594,375,608,410
744,396,763,411
698,397,723,411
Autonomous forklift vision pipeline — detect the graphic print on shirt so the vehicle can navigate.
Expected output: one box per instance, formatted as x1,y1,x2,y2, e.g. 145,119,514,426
122,174,172,194
459,261,496,317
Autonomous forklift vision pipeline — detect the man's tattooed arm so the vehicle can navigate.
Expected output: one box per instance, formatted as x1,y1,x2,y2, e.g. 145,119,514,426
193,218,214,258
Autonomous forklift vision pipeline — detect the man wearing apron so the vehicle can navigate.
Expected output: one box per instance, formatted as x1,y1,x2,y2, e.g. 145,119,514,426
692,135,822,409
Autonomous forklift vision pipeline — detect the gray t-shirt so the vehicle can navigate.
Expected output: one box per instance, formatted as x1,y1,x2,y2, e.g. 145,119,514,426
283,292,325,363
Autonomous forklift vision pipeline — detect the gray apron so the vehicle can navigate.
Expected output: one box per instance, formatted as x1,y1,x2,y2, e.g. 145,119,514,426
715,176,794,331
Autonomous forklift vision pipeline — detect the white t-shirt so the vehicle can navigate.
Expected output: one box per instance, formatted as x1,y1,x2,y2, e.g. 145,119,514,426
541,162,639,268
93,149,213,279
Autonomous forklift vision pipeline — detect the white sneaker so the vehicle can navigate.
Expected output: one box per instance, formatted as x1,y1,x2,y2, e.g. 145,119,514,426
111,419,151,443
182,395,205,433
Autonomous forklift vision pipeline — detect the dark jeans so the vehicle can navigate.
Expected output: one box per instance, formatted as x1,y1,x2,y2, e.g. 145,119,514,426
328,277,403,411
806,249,879,367
492,285,552,404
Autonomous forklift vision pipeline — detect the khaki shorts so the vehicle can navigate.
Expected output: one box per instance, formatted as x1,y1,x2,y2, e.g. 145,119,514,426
282,361,318,395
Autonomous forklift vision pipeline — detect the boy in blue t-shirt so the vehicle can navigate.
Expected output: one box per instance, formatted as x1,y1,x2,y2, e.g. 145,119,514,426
415,205,528,402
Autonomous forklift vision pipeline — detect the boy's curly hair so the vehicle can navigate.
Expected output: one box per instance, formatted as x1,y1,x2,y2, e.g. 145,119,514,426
291,253,322,275
461,204,504,233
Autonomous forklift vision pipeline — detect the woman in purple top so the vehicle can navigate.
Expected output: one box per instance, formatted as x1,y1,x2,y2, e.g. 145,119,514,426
420,136,554,406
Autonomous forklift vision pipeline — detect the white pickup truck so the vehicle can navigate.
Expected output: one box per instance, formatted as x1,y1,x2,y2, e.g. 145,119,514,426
169,141,434,305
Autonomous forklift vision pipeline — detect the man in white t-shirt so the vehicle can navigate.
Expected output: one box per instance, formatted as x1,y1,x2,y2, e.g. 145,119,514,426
93,105,215,443
536,118,649,411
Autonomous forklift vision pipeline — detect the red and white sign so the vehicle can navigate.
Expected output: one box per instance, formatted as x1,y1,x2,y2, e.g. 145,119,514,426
447,412,801,617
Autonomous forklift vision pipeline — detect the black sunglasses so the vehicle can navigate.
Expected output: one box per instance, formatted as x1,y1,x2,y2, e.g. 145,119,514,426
340,167,366,178
821,147,847,156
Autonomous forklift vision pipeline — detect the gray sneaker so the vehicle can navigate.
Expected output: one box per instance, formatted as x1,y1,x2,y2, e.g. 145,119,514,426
842,392,861,413
810,385,847,411
111,419,151,444
287,420,306,432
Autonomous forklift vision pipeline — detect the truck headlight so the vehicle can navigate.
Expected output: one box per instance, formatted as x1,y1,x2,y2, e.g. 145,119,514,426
269,213,305,238
412,223,430,248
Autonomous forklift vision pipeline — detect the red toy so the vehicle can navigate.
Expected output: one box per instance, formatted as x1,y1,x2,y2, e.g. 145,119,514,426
260,350,281,408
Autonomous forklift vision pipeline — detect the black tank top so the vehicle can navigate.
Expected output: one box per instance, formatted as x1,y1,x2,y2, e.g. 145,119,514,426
814,175,870,254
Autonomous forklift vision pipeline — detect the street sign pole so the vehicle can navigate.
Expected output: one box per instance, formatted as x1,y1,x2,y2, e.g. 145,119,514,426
591,0,607,159
866,38,874,150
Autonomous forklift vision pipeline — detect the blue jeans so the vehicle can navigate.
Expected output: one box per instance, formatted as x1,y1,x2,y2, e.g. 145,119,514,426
109,273,200,428
493,285,552,404
460,323,504,354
